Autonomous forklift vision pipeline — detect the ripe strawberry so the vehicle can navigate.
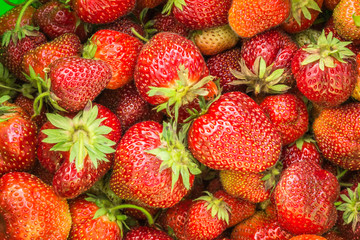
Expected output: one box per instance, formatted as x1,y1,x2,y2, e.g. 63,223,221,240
136,0,165,9
333,0,360,41
228,0,291,38
22,33,82,79
71,0,136,24
289,236,327,240
134,32,216,121
260,93,309,145
187,91,282,172
292,31,356,108
110,121,201,208
281,0,323,33
184,191,230,240
14,93,47,129
153,12,190,38
230,29,298,96
192,24,239,56
0,172,72,239
313,102,360,170
322,230,346,240
38,103,122,198
164,0,232,30
47,56,112,112
0,96,37,176
274,161,340,235
125,226,173,240
0,5,35,36
83,29,143,90
101,16,146,39
352,52,360,101
324,0,340,10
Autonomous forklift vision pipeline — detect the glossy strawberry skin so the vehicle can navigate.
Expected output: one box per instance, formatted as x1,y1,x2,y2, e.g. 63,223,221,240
291,46,356,108
110,121,194,208
124,226,172,240
313,102,360,170
72,0,136,24
172,0,232,30
260,93,309,145
274,161,340,235
187,91,282,172
0,102,37,176
153,13,190,38
134,32,209,106
0,172,72,239
101,17,146,39
90,29,143,89
68,196,121,240
281,142,322,170
22,33,82,79
48,57,112,112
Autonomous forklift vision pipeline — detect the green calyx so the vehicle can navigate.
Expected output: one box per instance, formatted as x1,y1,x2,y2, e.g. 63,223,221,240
85,193,154,238
353,13,360,27
289,135,316,150
261,161,283,192
147,64,215,123
146,121,201,191
1,0,39,46
301,31,355,71
335,185,360,232
290,0,322,25
195,191,231,225
82,38,98,59
41,102,116,170
162,0,186,15
230,56,290,96
0,95,16,122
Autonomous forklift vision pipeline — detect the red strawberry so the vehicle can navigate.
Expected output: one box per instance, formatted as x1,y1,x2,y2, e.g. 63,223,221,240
228,0,291,38
22,33,82,79
83,29,143,90
187,91,282,172
71,0,136,24
125,226,172,240
38,103,122,198
324,0,340,10
136,0,165,9
101,16,146,39
290,235,327,240
322,230,346,240
230,29,298,96
333,0,360,41
274,161,340,235
164,0,232,30
260,93,309,145
313,102,360,170
0,96,37,176
0,5,35,36
184,191,230,240
291,31,356,108
0,172,72,239
110,120,201,208
153,12,190,38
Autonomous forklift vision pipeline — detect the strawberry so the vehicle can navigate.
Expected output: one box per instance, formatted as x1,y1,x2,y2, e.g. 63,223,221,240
289,235,327,240
322,230,346,240
164,0,232,30
353,51,360,101
293,28,321,47
192,24,239,56
110,120,201,208
0,4,35,36
153,12,190,38
324,0,340,10
134,32,216,121
124,226,173,240
0,96,37,176
101,16,146,39
0,172,72,239
230,29,298,96
187,91,282,172
83,29,143,90
38,103,122,198
22,33,82,79
281,0,323,33
260,93,309,145
184,191,230,240
291,31,356,108
313,102,360,170
228,0,291,38
71,0,136,24
136,0,165,9
274,161,340,235
333,0,360,41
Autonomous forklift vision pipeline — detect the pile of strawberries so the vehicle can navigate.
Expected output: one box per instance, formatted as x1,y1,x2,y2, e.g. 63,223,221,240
0,0,360,239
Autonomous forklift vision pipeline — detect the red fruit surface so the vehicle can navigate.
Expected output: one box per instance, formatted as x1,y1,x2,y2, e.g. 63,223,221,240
124,226,172,240
281,141,322,169
0,5,35,36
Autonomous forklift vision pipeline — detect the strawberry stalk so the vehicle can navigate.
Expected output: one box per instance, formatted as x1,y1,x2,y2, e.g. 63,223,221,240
2,0,40,46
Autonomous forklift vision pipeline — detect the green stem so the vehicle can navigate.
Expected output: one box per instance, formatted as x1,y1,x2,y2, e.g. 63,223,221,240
337,169,348,180
32,91,49,117
131,27,148,42
110,204,154,225
340,182,354,188
14,0,37,32
0,83,21,92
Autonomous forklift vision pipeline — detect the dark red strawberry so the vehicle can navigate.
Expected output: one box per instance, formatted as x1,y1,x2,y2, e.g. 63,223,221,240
153,12,190,37
101,16,146,39
0,5,35,36
124,226,172,240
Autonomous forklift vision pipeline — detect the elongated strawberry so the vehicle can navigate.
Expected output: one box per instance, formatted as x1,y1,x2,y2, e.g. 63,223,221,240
274,161,340,235
291,31,356,108
228,0,291,38
72,0,136,24
0,172,72,239
0,95,37,176
38,103,121,199
110,120,201,208
83,29,143,90
313,102,360,170
187,91,282,172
